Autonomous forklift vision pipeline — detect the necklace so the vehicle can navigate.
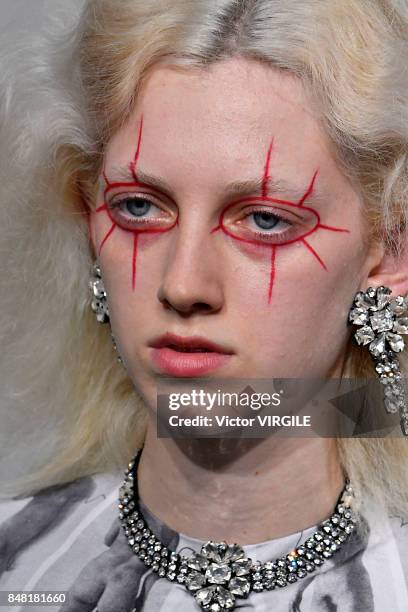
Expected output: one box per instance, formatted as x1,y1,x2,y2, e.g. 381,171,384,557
118,451,356,611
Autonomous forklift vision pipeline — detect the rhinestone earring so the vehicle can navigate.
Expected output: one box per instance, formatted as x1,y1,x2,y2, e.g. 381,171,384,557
89,261,110,324
348,286,408,435
89,261,123,364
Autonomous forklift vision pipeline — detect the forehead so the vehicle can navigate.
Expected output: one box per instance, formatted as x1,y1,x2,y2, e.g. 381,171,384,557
105,57,345,200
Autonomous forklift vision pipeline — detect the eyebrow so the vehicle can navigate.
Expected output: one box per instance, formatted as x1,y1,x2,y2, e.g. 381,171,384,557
102,165,325,206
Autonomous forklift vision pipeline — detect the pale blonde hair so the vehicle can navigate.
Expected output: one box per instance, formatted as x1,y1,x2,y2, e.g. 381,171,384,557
0,0,408,523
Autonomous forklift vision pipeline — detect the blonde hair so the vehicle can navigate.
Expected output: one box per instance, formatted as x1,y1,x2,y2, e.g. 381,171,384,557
1,0,408,522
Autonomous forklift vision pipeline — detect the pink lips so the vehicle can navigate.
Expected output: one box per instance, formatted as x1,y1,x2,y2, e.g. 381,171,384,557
149,332,234,376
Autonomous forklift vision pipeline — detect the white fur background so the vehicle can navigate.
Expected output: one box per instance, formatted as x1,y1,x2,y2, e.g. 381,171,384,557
0,1,85,36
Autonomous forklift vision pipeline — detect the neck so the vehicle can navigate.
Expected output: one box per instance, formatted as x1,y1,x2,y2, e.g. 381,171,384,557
137,424,345,545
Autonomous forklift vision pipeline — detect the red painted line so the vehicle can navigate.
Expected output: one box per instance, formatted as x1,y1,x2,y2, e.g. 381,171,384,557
262,139,274,198
268,246,276,304
218,216,319,247
105,181,142,192
301,237,328,270
297,170,318,207
102,169,110,187
318,224,350,233
103,198,178,234
98,115,177,291
98,222,117,255
132,233,138,290
99,130,341,301
130,116,144,181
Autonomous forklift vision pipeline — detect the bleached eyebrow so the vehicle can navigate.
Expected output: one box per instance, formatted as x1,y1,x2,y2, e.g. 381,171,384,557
102,165,325,205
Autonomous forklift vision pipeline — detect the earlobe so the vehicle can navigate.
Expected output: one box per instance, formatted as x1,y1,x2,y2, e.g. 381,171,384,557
366,242,408,297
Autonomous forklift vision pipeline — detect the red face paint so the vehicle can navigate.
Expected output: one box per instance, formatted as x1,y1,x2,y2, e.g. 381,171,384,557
211,140,350,304
97,121,350,303
96,115,178,290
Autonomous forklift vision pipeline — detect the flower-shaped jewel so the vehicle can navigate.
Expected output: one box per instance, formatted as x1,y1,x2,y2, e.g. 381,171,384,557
183,541,253,611
349,286,408,425
349,286,407,360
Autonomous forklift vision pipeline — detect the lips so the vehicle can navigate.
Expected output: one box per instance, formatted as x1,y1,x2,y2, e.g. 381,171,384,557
148,332,234,376
150,333,233,354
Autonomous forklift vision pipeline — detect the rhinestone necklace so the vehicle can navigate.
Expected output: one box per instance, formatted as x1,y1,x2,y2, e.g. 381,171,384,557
118,451,356,611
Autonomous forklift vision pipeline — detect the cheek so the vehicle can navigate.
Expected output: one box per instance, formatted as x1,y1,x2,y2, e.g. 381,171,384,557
231,237,363,375
92,206,172,293
216,209,354,306
220,241,318,311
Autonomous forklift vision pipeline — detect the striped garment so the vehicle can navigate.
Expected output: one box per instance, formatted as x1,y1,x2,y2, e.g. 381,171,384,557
0,469,407,611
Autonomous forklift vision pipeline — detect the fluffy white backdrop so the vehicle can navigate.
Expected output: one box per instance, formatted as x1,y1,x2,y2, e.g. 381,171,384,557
0,0,86,493
0,0,77,33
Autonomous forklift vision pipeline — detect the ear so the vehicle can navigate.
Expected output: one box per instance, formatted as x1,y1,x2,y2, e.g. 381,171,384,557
87,208,98,259
77,181,97,259
365,241,408,297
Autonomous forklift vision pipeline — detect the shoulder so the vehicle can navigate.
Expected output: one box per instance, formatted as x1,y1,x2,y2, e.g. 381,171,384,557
353,497,408,601
0,470,185,612
388,513,408,575
0,470,123,591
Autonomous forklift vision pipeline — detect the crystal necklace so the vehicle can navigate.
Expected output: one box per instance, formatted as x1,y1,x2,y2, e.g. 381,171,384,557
118,451,356,611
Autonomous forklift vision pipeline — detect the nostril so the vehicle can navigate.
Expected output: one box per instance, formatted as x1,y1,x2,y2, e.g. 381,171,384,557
195,302,213,311
160,298,216,317
160,298,215,316
160,298,173,311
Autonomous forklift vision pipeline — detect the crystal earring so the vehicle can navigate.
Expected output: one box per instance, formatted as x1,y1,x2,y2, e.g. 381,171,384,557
89,261,123,364
348,286,408,435
89,261,110,324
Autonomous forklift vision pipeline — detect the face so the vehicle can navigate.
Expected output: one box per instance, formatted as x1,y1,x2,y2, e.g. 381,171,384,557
89,57,374,409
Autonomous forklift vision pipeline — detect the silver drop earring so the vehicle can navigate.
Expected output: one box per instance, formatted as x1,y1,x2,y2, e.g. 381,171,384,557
89,262,110,324
348,286,408,435
89,261,123,364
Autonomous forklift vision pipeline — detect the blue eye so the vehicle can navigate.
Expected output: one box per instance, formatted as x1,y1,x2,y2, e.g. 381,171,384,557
252,211,280,230
107,193,176,231
122,197,152,217
248,210,292,234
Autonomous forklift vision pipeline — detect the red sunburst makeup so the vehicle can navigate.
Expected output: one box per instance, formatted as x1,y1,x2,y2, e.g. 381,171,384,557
96,116,350,303
211,139,350,303
96,115,178,290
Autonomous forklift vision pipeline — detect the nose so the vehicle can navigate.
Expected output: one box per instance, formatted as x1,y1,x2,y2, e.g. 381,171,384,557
157,226,224,316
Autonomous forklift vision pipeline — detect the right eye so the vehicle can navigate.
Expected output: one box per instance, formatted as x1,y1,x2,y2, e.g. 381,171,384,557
121,197,153,217
107,195,176,231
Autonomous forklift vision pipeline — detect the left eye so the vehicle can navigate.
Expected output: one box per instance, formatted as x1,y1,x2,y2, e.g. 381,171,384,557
251,211,282,230
247,210,292,233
